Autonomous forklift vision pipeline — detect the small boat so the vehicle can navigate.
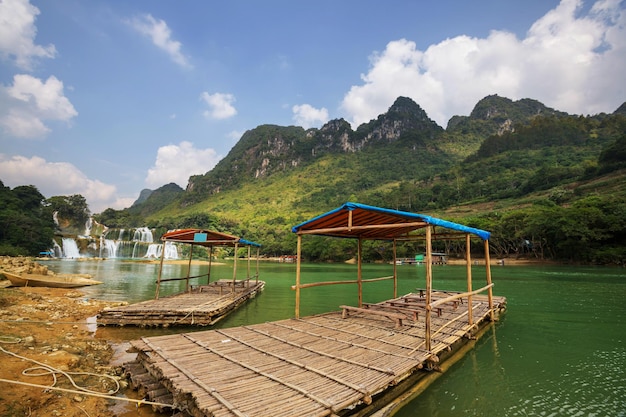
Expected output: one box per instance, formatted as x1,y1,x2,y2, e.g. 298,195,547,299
1,270,102,288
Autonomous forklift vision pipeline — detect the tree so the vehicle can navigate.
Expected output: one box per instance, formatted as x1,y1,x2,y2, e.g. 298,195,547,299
0,185,55,255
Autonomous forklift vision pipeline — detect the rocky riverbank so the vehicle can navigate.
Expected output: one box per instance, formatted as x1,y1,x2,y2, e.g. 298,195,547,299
0,257,161,417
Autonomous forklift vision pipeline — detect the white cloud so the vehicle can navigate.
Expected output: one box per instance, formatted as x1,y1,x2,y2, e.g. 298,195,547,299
228,130,244,141
145,141,222,189
1,74,78,138
201,92,237,119
0,154,122,213
0,0,56,70
128,14,191,69
341,0,626,127
292,104,329,129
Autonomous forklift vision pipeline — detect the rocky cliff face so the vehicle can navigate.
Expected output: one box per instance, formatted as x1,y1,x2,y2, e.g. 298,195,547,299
447,94,568,135
186,97,443,196
184,94,572,199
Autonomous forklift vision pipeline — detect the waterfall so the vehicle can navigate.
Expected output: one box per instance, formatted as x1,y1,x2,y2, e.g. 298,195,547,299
54,227,162,259
52,241,63,257
84,217,93,237
103,239,120,258
164,242,179,259
144,242,179,259
133,227,153,243
62,238,81,258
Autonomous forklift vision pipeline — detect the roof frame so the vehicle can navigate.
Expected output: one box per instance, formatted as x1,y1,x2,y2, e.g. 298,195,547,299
291,202,490,241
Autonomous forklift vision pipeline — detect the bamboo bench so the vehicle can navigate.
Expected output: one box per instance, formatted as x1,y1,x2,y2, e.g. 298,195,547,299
362,302,420,320
340,305,405,328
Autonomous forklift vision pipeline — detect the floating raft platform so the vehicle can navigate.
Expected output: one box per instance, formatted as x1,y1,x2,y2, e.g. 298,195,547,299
99,228,264,327
125,203,508,415
125,291,506,416
98,280,265,327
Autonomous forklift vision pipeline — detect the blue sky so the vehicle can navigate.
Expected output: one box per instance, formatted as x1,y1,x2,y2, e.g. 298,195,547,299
1,0,624,213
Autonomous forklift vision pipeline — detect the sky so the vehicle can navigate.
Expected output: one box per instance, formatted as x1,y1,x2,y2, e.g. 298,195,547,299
0,0,625,213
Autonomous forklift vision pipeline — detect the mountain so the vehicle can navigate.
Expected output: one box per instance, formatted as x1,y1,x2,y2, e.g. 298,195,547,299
94,95,626,264
131,189,154,207
184,97,445,205
129,183,183,215
447,94,569,134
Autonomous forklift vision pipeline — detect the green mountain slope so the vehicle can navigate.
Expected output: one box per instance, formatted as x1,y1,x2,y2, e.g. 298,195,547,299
95,95,626,264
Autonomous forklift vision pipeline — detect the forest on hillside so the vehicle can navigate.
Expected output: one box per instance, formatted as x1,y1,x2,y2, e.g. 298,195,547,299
1,98,625,265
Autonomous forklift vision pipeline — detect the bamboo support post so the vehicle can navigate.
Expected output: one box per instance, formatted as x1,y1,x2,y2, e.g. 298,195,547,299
484,239,495,321
232,242,238,294
185,244,193,293
207,246,213,285
155,239,166,300
425,226,433,352
247,245,251,280
466,233,473,326
295,235,302,319
358,237,363,308
256,246,260,284
393,239,397,298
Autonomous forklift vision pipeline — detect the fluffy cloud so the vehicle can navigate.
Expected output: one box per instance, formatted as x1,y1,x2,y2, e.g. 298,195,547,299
341,0,626,127
201,92,237,119
0,154,125,213
0,0,56,70
145,141,222,189
1,74,77,138
128,14,191,69
292,104,329,129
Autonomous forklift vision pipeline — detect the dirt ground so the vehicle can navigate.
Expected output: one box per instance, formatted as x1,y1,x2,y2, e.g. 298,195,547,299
0,257,167,417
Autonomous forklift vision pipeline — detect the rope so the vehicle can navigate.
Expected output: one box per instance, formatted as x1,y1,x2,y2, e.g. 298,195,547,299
0,378,173,408
0,345,174,409
0,345,120,395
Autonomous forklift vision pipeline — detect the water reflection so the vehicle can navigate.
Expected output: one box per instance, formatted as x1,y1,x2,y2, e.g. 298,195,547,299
37,260,626,417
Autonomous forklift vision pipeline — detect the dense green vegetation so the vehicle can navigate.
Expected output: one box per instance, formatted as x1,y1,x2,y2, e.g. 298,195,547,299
0,182,56,256
2,95,625,264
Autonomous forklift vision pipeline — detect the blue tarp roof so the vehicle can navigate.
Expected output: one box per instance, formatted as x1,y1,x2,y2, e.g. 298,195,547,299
291,202,490,240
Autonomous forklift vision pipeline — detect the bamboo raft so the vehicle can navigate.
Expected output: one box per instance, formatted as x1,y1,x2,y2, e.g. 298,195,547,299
98,280,265,327
126,291,506,416
124,204,508,415
99,228,264,327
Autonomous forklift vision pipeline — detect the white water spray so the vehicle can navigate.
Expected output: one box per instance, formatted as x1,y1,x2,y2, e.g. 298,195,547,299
62,238,81,258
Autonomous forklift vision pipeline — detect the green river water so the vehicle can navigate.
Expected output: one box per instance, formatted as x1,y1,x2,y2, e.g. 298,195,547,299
46,259,626,416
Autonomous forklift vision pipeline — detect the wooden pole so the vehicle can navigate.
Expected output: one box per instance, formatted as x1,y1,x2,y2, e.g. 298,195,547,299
393,239,397,298
155,240,166,300
466,234,473,326
246,245,251,288
295,235,302,319
247,245,251,279
232,242,238,294
425,226,433,352
207,246,213,285
186,244,193,293
256,246,260,284
484,239,495,321
358,237,363,308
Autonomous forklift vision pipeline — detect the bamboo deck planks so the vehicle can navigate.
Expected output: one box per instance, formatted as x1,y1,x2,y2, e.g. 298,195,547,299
97,281,265,327
126,291,506,416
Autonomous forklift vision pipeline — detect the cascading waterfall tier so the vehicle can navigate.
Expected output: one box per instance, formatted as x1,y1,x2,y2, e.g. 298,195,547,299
57,227,179,260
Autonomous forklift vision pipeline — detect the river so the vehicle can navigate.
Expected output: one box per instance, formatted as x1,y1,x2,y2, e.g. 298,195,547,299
44,259,626,416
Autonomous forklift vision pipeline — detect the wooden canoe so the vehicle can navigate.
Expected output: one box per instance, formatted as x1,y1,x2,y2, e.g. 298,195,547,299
1,270,102,288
